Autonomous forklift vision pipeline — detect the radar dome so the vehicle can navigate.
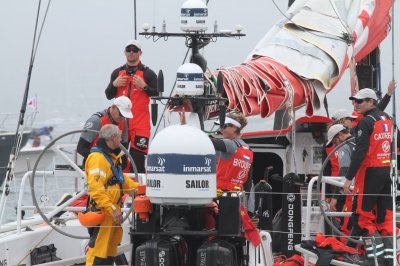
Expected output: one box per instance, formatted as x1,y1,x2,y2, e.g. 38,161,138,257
180,0,208,32
175,63,204,96
146,125,216,205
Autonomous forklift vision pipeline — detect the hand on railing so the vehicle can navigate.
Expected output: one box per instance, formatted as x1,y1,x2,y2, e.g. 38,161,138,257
329,198,337,211
343,179,353,194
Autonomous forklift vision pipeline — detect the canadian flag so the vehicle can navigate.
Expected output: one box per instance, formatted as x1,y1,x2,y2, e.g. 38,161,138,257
27,96,37,110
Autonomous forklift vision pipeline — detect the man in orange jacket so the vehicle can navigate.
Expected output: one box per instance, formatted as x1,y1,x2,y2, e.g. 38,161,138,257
105,40,158,173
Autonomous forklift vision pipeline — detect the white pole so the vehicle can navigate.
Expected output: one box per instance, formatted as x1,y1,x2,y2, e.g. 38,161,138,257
390,0,397,265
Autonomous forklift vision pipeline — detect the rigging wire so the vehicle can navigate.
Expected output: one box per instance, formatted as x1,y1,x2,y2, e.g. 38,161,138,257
0,0,51,223
270,0,353,45
33,0,52,60
327,0,352,39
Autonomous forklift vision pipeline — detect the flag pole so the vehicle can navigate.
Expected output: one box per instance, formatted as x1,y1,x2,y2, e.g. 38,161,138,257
390,0,397,264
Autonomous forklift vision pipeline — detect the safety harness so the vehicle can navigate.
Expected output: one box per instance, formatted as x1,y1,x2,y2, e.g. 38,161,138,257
87,147,125,209
90,146,125,186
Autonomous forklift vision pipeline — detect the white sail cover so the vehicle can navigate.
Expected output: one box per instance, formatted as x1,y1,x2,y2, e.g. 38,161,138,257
217,0,392,117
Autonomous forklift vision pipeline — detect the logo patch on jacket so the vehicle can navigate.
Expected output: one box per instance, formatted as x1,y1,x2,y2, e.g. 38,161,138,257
85,122,94,129
134,136,149,150
382,123,389,132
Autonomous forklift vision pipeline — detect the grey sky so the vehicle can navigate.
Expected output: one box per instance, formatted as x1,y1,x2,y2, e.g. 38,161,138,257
0,0,398,133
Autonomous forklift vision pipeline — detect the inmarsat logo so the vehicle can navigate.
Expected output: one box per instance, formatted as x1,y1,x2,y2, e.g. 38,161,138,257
182,156,212,173
147,156,165,172
382,141,390,153
287,193,295,203
157,157,166,166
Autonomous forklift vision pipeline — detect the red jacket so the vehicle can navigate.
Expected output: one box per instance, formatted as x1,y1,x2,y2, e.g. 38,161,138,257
217,141,253,191
116,69,150,132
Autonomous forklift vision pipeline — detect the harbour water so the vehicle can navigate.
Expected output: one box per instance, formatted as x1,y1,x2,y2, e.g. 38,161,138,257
1,131,84,224
2,172,85,224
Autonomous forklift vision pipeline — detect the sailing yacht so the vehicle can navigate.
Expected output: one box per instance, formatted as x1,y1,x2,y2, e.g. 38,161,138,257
0,0,398,265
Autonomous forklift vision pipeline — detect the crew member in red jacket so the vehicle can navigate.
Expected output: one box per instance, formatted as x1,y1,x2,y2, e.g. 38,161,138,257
77,96,133,162
180,111,253,191
210,112,253,192
343,88,396,265
105,40,158,173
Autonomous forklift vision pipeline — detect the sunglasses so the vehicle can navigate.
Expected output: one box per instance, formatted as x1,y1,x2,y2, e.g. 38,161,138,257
221,123,234,129
354,98,366,104
125,46,140,53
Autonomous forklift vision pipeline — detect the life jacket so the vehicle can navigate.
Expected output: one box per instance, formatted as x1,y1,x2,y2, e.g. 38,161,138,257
88,110,126,148
325,144,339,176
361,114,392,167
116,69,149,109
217,140,253,191
90,147,124,186
116,68,151,132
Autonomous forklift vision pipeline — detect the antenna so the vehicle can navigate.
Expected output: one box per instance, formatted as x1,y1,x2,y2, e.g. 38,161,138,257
140,0,245,133
133,0,137,39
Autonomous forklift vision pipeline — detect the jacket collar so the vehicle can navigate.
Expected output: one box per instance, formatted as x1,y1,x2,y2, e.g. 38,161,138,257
95,138,121,157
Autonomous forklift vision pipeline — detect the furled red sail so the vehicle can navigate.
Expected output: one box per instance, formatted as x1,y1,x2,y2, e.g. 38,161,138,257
216,0,392,118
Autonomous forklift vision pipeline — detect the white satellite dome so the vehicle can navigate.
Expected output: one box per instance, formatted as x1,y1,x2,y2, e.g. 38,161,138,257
175,63,204,96
180,0,208,32
146,125,216,205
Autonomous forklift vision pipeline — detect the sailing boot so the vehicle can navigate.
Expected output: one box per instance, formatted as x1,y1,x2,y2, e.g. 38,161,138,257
361,232,385,266
382,235,394,266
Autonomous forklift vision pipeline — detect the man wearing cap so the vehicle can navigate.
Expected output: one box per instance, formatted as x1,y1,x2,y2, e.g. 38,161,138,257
349,80,395,129
77,96,133,162
326,124,355,236
325,109,356,178
331,109,358,129
105,40,158,173
343,88,395,265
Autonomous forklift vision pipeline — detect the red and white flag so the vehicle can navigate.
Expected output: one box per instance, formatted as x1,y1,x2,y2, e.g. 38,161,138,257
27,96,38,110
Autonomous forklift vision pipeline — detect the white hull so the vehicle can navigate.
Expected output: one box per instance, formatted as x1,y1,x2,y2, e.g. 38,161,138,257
14,146,55,175
0,214,132,266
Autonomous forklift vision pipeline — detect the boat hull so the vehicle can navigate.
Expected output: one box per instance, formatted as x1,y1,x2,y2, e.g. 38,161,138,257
0,131,31,185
